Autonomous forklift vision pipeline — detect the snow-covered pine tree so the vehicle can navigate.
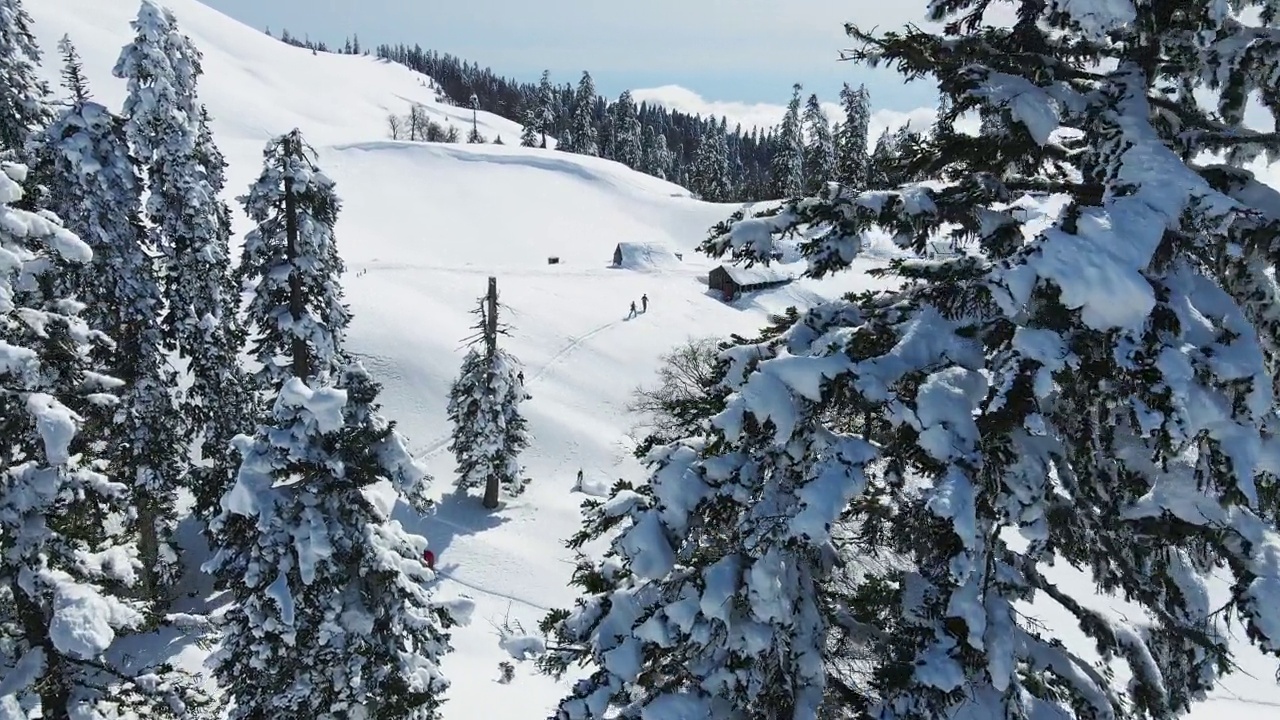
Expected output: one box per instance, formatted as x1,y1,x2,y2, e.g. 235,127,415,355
446,285,530,509
520,106,540,148
609,91,642,168
467,92,483,144
537,69,555,148
639,123,671,180
237,130,349,387
0,157,211,718
38,36,186,600
0,0,52,162
801,92,835,194
769,83,804,198
834,82,870,187
188,104,256,521
565,72,598,156
208,129,468,719
689,122,729,202
113,0,251,531
541,1,1280,718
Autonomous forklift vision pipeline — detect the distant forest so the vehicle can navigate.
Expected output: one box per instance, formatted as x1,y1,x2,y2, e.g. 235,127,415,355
267,28,911,202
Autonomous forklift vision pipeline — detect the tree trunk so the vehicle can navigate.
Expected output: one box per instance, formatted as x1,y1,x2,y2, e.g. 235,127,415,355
13,579,71,720
285,133,310,381
483,276,500,509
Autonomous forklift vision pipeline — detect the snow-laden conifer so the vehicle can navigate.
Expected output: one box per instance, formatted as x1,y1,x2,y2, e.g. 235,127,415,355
0,160,209,719
519,107,540,148
542,2,1280,718
689,123,729,202
639,124,671,180
38,37,185,595
802,92,834,193
189,103,255,520
536,69,555,148
237,130,349,387
769,83,804,198
208,129,467,718
446,291,530,509
113,0,251,524
834,83,870,188
609,91,642,168
0,0,51,158
564,72,598,156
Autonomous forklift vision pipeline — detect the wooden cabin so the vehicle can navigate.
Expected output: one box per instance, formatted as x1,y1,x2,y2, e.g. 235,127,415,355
708,264,793,299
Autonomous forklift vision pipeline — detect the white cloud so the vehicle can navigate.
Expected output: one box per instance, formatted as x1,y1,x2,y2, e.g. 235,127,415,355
632,84,939,141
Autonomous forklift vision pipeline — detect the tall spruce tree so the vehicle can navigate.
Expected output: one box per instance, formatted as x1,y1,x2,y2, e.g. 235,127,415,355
113,0,251,529
38,37,186,599
609,91,642,168
689,122,730,202
801,92,835,194
236,130,349,388
769,83,805,198
446,287,530,509
541,2,1280,719
564,71,598,155
834,82,871,187
639,123,671,179
208,130,467,718
0,0,52,162
536,69,555,148
189,104,256,520
519,106,540,148
0,156,210,718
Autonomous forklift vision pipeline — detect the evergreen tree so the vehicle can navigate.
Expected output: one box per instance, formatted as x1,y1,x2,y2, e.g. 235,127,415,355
189,104,256,520
688,122,729,202
0,0,52,160
114,0,251,534
834,82,870,187
0,157,210,718
536,69,555,148
208,130,467,718
609,91,642,168
446,291,530,509
467,92,483,143
801,92,835,193
769,83,804,198
237,130,349,388
519,106,540,147
564,71,598,155
38,37,187,601
543,2,1280,718
639,123,671,179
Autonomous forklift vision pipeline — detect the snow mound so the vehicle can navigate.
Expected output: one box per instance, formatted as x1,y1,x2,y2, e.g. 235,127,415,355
611,241,682,271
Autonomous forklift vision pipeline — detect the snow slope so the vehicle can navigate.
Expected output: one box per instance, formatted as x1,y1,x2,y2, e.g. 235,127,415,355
27,0,1280,717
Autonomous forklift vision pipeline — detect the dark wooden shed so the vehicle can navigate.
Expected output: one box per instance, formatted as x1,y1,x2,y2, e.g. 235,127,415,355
708,264,793,299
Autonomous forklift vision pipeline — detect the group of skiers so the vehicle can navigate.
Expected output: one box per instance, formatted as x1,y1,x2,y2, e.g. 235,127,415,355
628,293,649,319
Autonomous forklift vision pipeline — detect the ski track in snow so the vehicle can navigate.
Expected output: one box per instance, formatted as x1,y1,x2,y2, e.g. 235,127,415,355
436,569,552,614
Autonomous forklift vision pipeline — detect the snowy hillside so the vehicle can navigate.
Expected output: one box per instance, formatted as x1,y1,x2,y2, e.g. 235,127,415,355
25,0,1280,717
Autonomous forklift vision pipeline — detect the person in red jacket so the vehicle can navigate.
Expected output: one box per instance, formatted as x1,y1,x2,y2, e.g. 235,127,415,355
422,549,436,570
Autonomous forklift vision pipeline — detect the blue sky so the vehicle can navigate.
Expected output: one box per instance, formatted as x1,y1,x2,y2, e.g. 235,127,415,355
199,0,941,113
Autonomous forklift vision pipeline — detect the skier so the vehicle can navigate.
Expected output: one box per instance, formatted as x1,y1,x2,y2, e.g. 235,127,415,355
422,548,436,571
575,468,584,491
641,294,649,312
628,300,637,319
